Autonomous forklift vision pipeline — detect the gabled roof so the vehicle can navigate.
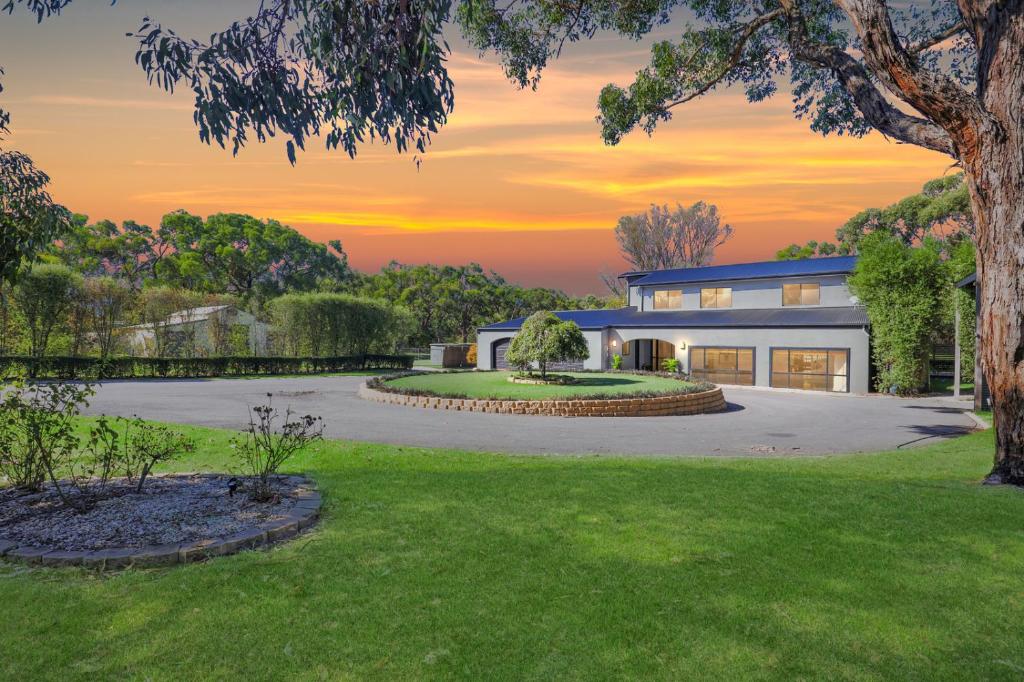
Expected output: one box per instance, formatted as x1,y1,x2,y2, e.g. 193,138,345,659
624,256,858,287
479,306,869,332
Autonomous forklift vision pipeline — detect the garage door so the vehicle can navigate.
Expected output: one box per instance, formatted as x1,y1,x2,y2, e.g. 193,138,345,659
689,347,754,385
770,348,849,392
492,338,511,369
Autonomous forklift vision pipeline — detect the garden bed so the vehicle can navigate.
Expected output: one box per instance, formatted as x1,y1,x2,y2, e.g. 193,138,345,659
0,474,321,568
361,371,725,417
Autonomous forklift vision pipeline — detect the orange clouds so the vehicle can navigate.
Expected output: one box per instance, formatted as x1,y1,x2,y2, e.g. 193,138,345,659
0,11,954,294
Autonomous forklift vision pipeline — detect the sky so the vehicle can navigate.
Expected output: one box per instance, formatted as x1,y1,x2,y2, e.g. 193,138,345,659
0,1,954,295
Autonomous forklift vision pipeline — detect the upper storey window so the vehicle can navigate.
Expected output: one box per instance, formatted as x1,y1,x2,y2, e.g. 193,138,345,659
700,287,732,309
783,283,820,306
653,289,682,309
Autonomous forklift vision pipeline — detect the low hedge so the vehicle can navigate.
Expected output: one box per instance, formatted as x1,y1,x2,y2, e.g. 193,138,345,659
0,354,414,380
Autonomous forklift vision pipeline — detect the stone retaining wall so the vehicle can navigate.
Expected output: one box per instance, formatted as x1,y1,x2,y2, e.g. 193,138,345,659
359,384,727,417
0,475,321,570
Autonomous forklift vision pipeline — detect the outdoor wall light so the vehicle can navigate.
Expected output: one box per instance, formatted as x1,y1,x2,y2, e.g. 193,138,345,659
610,339,618,347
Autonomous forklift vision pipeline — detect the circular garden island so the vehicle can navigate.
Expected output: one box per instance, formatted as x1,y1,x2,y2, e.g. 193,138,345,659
361,371,727,417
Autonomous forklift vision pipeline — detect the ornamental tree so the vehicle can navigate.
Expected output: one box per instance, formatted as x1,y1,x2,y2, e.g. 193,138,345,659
505,311,589,378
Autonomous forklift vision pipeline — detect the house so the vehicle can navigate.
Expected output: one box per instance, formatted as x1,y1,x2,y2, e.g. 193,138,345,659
476,256,871,394
125,305,269,357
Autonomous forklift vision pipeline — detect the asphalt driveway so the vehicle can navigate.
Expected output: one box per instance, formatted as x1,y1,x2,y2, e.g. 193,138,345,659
80,375,979,457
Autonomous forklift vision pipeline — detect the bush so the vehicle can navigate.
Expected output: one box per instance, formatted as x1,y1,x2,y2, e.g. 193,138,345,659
270,292,411,357
505,311,589,378
611,354,622,370
231,396,324,502
466,343,477,365
661,358,680,373
122,417,196,493
0,354,413,379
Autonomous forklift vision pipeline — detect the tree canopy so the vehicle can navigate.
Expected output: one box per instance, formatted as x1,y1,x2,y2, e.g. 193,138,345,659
505,311,589,378
614,202,732,272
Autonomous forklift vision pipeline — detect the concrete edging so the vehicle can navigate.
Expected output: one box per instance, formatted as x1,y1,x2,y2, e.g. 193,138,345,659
358,383,727,417
0,474,322,570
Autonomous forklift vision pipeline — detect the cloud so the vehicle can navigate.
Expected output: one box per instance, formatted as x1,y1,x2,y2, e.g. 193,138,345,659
29,95,191,111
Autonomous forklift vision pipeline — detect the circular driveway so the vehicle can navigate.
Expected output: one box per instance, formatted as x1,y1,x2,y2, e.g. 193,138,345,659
81,375,979,457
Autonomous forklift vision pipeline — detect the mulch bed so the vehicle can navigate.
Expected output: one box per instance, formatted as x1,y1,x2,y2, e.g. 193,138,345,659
0,474,315,557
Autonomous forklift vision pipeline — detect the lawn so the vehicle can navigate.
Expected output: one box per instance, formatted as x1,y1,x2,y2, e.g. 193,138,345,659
3,422,1024,679
383,370,696,399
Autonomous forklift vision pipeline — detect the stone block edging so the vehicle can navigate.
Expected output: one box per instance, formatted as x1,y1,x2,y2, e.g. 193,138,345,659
358,383,727,417
0,474,321,570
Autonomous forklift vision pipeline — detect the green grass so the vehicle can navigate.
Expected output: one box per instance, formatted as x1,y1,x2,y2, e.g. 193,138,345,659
3,422,1024,679
929,376,975,394
384,370,696,399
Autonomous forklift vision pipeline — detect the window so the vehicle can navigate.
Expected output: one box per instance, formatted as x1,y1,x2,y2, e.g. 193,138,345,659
770,348,849,392
621,341,631,356
782,283,820,306
689,347,754,385
700,287,732,309
653,289,682,309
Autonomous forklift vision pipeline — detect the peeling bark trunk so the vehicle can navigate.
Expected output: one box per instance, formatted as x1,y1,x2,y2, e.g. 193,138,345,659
961,10,1024,482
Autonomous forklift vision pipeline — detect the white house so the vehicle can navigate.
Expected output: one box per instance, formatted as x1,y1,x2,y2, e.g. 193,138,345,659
125,305,269,357
476,256,871,394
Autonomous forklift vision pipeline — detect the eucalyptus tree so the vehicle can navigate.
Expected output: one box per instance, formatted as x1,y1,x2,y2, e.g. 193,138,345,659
4,1,1024,479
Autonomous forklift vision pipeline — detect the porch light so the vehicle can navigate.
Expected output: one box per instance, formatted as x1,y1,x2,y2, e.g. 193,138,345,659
610,339,618,347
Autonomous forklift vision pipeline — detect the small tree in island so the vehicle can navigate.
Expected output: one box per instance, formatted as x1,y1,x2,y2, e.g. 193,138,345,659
505,312,589,380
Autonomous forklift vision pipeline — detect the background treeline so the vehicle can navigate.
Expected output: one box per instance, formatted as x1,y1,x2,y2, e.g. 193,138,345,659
0,210,615,360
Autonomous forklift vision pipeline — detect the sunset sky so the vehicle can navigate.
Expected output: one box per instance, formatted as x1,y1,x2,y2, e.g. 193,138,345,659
1,1,953,294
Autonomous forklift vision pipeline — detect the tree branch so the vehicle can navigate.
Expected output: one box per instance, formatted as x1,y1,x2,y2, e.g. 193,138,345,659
779,0,957,157
909,21,966,54
666,9,784,108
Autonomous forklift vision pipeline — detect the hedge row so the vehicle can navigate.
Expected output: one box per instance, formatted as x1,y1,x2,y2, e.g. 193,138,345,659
0,355,414,379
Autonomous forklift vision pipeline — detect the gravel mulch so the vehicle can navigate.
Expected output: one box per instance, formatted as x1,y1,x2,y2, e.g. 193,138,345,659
0,474,303,552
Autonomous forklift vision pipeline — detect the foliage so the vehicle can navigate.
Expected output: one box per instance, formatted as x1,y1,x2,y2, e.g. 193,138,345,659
0,354,414,380
122,417,196,493
946,240,977,383
270,292,412,357
848,233,949,395
611,353,622,370
231,397,323,502
466,343,477,366
12,264,82,359
778,174,973,259
80,276,132,358
614,202,732,271
0,380,91,500
661,358,680,373
0,150,72,283
137,287,205,357
349,261,609,346
505,311,589,378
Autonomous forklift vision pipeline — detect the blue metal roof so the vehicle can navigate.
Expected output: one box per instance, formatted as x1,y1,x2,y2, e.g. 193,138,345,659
626,256,857,287
479,306,869,332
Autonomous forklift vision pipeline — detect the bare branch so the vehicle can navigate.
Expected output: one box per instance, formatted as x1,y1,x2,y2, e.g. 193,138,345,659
909,21,967,53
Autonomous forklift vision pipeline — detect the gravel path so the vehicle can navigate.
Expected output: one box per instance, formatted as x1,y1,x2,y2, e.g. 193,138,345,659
81,375,979,457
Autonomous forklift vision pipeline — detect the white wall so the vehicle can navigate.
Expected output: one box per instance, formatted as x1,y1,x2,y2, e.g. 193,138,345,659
476,329,605,371
606,325,871,393
631,274,856,312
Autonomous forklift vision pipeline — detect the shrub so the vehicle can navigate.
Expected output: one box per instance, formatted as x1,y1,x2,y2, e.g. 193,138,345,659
611,354,622,370
13,264,83,360
0,381,92,506
0,354,414,380
661,358,680,373
270,292,410,357
506,311,589,378
122,417,196,493
232,396,324,502
466,343,477,365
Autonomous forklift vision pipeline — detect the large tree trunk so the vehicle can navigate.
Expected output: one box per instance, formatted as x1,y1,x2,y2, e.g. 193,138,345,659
965,136,1024,484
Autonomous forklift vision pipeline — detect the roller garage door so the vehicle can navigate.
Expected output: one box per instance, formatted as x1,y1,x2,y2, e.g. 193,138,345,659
493,338,511,369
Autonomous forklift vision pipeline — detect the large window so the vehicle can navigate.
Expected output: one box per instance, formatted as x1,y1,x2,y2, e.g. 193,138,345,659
783,283,820,306
653,289,683,309
770,348,849,392
700,287,732,309
689,347,754,385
